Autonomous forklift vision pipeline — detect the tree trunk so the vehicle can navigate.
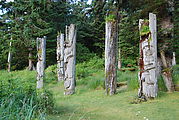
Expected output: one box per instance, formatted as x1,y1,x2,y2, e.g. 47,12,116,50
160,51,175,92
138,13,158,99
105,20,118,95
7,40,12,72
64,24,76,95
57,33,64,82
36,36,46,89
172,52,176,66
28,48,35,71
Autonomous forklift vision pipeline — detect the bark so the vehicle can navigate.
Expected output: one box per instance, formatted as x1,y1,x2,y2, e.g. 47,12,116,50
172,52,176,66
105,20,118,95
57,33,64,82
28,48,35,71
7,40,12,72
160,51,175,92
64,24,76,95
36,36,46,89
138,13,158,98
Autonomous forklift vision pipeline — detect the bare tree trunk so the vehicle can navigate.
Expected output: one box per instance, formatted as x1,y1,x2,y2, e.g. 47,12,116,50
160,51,175,92
64,24,76,95
105,20,118,95
36,36,46,89
138,13,158,99
28,48,35,71
172,52,176,66
7,40,12,72
57,33,64,82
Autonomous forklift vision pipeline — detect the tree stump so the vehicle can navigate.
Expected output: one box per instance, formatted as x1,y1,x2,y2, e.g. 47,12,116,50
64,24,76,95
105,20,118,95
138,13,158,98
36,36,46,89
57,33,65,82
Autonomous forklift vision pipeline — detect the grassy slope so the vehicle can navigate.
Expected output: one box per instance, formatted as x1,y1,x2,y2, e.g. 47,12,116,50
0,64,179,120
47,83,179,120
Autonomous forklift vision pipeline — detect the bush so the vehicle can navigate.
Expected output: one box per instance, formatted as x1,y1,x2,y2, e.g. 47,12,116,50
172,65,179,85
121,58,137,67
45,65,57,83
0,70,54,120
76,56,104,90
76,56,104,80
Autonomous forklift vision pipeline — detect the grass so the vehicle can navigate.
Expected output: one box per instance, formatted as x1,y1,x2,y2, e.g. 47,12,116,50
47,83,179,120
0,62,179,120
46,64,179,120
0,70,54,120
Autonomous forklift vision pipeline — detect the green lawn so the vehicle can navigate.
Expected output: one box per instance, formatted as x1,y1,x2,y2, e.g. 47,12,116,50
47,83,179,120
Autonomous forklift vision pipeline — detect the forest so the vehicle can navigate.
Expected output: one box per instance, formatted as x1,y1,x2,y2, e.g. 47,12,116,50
0,0,179,120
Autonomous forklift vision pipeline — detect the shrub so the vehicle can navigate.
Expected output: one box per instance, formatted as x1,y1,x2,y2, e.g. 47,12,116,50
45,65,57,83
76,56,104,80
172,65,179,84
0,70,54,120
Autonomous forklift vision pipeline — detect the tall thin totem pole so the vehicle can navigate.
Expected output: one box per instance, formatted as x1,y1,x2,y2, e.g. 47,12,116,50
57,33,65,81
36,36,46,89
7,39,12,72
105,17,118,95
138,13,158,98
64,24,77,95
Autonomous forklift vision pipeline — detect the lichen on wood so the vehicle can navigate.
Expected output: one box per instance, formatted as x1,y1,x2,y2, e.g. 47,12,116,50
57,33,64,82
105,17,118,95
36,36,46,89
138,13,158,99
64,24,76,95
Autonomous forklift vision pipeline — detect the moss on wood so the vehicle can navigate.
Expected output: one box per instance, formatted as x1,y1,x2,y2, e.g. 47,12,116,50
106,14,116,22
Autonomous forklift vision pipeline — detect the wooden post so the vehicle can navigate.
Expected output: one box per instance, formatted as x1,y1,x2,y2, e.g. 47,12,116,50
28,47,35,71
64,24,76,95
160,51,175,92
172,52,176,66
7,39,12,72
138,13,158,98
105,19,118,95
57,33,64,81
36,36,46,89
118,48,122,69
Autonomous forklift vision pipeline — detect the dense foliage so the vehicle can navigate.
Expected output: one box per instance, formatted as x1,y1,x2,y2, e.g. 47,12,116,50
0,70,54,119
0,0,178,69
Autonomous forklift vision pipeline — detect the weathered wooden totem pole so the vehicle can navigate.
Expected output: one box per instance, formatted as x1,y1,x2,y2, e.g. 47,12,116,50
64,24,77,95
57,33,65,82
172,52,176,66
138,13,158,98
7,39,12,72
105,16,118,95
36,36,46,89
